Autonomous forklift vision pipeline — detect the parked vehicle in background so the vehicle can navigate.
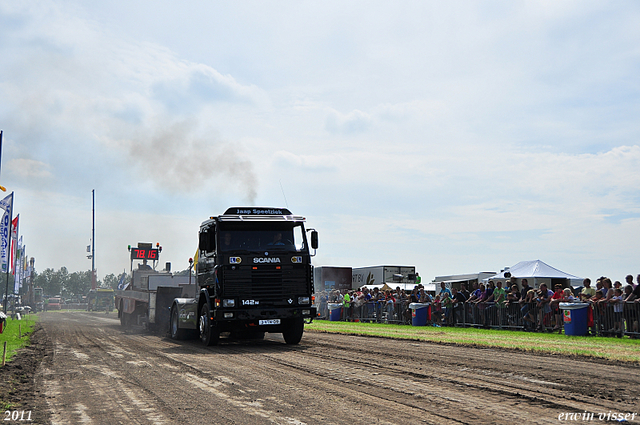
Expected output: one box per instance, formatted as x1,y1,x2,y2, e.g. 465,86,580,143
47,297,62,310
87,288,115,312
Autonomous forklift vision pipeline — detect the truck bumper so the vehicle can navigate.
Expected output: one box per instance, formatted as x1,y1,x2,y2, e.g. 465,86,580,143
212,306,316,332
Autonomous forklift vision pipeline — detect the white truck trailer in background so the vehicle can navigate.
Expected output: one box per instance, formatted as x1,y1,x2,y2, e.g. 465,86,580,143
351,265,417,290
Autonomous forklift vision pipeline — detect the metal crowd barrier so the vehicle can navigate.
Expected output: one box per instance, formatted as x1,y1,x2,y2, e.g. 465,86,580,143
459,301,559,331
312,300,414,324
591,301,639,338
349,300,412,324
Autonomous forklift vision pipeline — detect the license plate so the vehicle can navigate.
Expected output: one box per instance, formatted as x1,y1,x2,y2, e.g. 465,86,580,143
259,319,281,325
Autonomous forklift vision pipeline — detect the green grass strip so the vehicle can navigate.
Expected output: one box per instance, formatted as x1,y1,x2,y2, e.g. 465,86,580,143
306,320,640,363
0,313,38,365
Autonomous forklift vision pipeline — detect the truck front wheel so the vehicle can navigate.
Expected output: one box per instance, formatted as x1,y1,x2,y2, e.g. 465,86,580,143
199,305,220,346
170,305,187,340
282,318,304,345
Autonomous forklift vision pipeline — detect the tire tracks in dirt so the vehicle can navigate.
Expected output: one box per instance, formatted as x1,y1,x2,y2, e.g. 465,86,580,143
34,312,640,425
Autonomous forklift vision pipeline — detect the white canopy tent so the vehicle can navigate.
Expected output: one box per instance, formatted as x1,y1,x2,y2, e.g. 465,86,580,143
482,260,583,289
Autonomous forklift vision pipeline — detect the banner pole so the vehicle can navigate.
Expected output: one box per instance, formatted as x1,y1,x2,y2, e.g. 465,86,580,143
3,209,12,314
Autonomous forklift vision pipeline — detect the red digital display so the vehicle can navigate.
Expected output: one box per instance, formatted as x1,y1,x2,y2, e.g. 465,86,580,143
130,248,159,260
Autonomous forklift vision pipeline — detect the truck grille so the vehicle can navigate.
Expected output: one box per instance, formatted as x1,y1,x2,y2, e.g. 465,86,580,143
223,265,309,305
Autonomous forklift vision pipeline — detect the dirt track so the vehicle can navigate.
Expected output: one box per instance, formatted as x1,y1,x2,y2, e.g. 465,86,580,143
15,311,640,424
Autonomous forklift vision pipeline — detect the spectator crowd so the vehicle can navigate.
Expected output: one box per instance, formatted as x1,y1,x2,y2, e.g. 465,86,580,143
314,274,640,338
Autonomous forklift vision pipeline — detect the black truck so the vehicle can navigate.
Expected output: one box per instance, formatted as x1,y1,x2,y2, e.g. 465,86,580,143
169,207,318,345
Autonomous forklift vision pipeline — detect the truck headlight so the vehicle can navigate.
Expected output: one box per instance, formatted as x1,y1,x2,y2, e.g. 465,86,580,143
222,299,235,308
302,309,311,316
298,296,310,305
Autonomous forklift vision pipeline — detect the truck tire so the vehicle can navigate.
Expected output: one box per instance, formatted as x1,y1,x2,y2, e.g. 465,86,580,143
120,311,130,328
199,304,220,346
282,318,304,345
120,302,131,329
170,305,188,340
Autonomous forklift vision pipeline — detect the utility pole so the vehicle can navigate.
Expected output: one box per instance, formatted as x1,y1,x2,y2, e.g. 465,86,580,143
27,257,35,307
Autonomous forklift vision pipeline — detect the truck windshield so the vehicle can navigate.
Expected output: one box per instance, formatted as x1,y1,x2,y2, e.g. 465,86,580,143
218,222,307,253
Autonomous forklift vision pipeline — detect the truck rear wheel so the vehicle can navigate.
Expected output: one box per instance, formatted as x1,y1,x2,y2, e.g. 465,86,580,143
199,304,220,346
120,310,130,328
282,318,304,345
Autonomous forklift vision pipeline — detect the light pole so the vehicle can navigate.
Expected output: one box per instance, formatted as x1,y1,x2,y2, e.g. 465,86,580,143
88,190,96,290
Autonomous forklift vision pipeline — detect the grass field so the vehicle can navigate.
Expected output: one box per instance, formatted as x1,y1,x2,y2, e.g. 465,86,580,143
306,320,640,363
0,314,38,365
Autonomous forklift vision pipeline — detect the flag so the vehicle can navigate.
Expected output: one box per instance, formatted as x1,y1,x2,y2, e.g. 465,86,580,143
26,255,32,281
0,192,12,212
0,192,13,274
18,239,25,289
193,248,199,271
117,272,129,290
14,237,23,293
11,215,19,275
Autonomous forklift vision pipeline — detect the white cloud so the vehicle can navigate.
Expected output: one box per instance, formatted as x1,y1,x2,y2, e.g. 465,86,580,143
325,109,372,134
6,159,52,179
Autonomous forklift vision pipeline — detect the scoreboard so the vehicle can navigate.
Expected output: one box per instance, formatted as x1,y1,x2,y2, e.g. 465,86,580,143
130,247,159,260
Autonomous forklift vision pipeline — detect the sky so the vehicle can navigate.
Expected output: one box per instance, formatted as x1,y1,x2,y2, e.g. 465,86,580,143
1,1,640,285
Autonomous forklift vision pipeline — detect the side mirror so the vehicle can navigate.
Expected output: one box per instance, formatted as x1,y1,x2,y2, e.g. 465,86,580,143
310,230,318,250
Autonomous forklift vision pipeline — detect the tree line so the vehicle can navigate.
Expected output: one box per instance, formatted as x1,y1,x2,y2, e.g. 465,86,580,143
1,266,194,302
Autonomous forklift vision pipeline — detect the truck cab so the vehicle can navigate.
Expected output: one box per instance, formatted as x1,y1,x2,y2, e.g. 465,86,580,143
170,207,318,345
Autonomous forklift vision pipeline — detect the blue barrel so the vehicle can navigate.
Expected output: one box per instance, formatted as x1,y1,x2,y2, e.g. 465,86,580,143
559,302,589,336
328,303,342,321
410,303,429,326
